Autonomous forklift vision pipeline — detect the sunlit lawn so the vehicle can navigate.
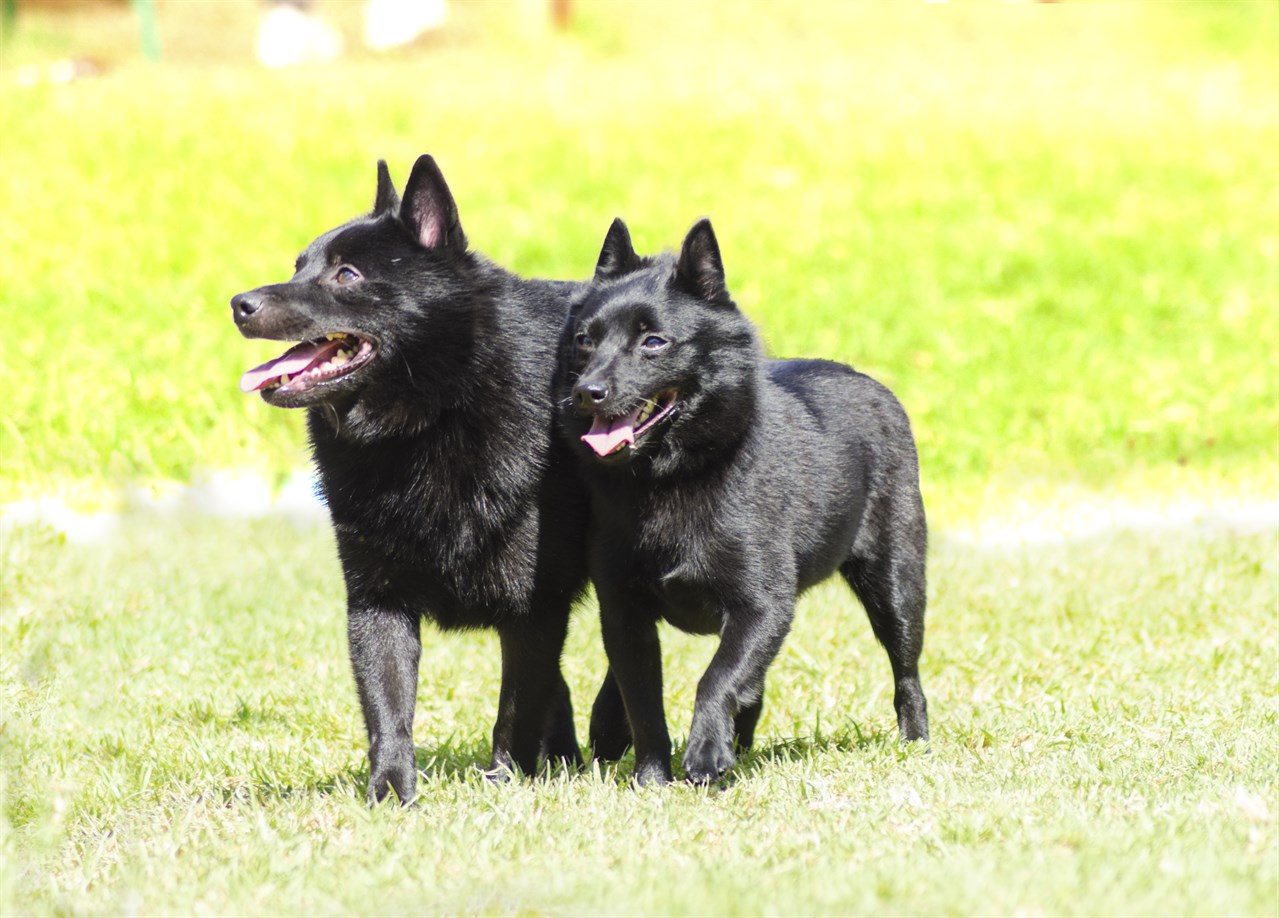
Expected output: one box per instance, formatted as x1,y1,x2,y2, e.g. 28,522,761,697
3,518,1275,915
2,1,1277,915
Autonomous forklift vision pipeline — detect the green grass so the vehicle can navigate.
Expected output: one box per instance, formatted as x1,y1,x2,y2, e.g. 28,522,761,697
2,519,1275,915
3,2,1278,914
1,1,1277,517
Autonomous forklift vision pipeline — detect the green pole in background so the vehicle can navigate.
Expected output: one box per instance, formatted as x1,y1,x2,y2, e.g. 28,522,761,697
132,0,162,61
2,0,17,41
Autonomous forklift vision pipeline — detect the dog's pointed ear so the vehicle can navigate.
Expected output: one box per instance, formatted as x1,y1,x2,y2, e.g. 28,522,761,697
373,160,401,216
595,218,640,280
401,154,466,251
675,218,729,304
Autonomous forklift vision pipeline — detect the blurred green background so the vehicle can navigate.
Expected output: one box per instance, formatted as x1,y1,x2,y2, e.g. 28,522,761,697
3,5,1278,915
2,0,1276,522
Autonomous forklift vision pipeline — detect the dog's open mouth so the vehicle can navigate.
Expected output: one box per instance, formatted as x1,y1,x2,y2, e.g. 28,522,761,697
240,333,376,396
581,390,678,458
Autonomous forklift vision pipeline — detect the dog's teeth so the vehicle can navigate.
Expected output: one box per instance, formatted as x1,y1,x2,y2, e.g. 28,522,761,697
332,351,350,366
280,374,291,386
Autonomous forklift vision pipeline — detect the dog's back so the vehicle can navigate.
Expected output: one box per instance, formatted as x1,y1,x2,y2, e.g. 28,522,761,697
760,358,924,590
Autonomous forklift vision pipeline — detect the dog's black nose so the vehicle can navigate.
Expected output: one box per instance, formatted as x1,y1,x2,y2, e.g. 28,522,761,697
574,381,609,411
231,291,265,323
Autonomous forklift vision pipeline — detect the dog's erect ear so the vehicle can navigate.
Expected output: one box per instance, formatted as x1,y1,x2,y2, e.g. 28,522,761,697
373,160,401,216
595,218,641,280
675,218,729,304
401,154,467,250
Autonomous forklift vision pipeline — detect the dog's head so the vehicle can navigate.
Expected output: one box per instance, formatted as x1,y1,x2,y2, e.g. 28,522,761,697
561,218,760,474
231,155,475,417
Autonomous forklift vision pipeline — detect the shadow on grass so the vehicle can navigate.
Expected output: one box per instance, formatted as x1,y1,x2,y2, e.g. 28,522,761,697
203,738,495,806
209,725,907,804
722,722,903,783
412,737,505,783
582,723,904,790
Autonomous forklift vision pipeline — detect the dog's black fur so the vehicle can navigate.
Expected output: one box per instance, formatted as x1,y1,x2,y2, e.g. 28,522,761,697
559,218,930,785
231,156,598,803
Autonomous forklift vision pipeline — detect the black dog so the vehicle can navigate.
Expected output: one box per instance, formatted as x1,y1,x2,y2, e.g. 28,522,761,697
560,218,930,785
231,156,600,803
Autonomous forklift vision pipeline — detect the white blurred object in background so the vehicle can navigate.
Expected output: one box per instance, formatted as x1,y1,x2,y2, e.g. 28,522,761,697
364,0,447,52
256,2,344,68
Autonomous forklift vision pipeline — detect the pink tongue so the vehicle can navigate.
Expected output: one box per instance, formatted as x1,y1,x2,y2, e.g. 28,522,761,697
581,407,641,457
239,339,342,393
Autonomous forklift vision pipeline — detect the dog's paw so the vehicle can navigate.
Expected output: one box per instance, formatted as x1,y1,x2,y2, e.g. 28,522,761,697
589,700,634,761
367,736,418,806
589,726,634,762
480,764,518,784
541,728,586,771
632,758,674,787
367,762,417,806
682,735,736,784
541,750,586,774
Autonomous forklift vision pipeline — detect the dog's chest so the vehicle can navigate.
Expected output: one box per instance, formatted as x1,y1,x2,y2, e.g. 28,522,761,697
318,432,544,622
624,496,734,635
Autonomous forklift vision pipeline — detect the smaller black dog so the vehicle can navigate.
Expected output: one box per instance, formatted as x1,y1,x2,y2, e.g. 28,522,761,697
560,218,930,785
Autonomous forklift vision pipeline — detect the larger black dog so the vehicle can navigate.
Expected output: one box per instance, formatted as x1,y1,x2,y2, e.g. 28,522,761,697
560,218,930,785
231,156,595,803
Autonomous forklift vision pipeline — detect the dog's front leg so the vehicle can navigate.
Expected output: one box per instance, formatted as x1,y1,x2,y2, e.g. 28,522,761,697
347,602,422,805
597,589,672,786
684,597,794,783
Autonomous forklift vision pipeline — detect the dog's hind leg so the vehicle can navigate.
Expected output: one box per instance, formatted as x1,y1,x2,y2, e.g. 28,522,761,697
541,671,585,770
347,602,423,805
841,516,929,742
588,668,633,762
491,614,582,777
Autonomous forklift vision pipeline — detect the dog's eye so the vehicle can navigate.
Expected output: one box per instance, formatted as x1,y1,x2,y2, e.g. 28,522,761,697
575,332,593,349
335,266,361,285
640,335,669,351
